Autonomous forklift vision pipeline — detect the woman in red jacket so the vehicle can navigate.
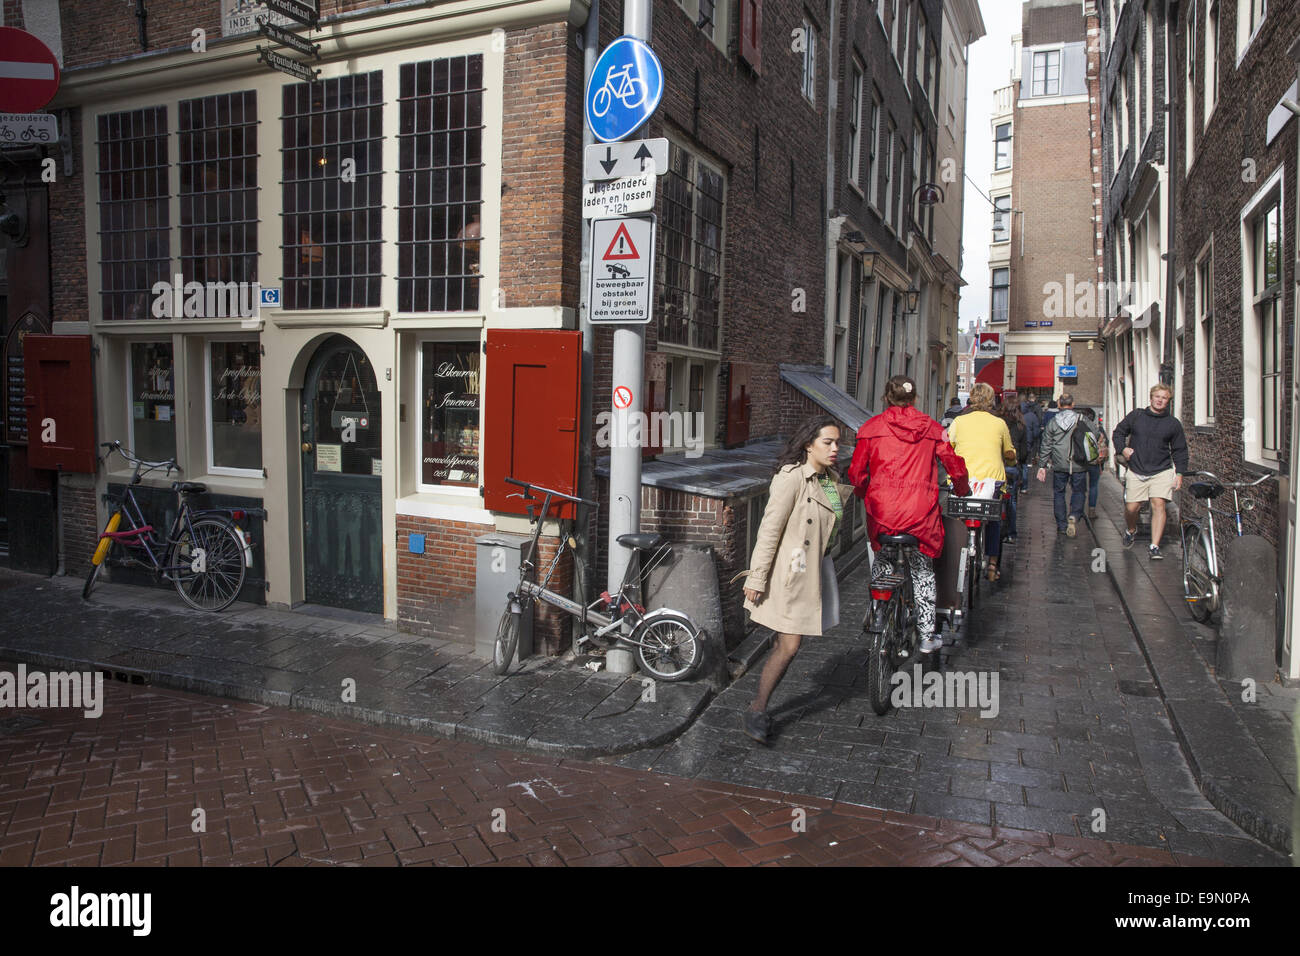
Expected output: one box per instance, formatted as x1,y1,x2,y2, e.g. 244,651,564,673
847,375,970,654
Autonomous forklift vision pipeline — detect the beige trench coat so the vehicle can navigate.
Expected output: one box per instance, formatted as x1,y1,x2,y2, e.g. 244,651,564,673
742,462,853,636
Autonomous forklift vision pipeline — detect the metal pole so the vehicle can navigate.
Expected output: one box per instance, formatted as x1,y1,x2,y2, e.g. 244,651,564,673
576,0,600,652
604,0,652,674
1159,0,1179,387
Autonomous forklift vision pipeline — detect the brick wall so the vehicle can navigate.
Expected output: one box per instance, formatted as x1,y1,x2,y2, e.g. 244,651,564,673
50,105,87,324
58,477,97,578
1173,0,1299,548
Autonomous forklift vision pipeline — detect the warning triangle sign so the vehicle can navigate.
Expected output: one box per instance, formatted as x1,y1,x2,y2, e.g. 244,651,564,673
602,222,640,260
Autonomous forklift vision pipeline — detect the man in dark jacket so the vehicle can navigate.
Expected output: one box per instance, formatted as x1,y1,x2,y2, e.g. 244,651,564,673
1019,400,1042,495
1112,384,1189,560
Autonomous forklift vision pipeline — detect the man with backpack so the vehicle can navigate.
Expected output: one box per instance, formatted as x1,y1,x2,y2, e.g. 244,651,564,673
1019,398,1042,496
1035,393,1102,537
1111,384,1189,560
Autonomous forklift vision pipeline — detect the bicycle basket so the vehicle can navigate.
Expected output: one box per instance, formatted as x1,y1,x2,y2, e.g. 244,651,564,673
944,495,1003,521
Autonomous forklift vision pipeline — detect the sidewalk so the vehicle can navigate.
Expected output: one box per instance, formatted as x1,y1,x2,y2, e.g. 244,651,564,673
0,570,709,759
1087,472,1297,856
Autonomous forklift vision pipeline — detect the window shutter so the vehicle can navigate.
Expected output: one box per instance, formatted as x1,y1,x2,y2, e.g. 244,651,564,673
740,0,763,74
725,362,752,447
483,329,583,519
24,335,97,473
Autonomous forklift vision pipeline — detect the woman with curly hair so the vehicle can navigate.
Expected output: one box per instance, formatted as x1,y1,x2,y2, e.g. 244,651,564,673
946,382,1016,581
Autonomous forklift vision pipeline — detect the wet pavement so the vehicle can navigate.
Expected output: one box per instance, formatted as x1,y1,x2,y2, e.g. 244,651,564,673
0,569,707,759
608,484,1290,866
0,678,1222,867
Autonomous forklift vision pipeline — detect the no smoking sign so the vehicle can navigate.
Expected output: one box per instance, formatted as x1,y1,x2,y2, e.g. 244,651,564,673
613,385,633,409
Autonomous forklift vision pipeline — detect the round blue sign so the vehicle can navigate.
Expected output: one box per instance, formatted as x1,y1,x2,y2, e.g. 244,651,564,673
585,36,664,143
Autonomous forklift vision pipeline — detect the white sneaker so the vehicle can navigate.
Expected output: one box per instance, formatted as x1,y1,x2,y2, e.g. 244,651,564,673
920,635,944,654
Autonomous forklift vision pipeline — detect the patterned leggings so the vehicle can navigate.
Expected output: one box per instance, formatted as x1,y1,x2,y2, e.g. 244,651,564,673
871,548,937,636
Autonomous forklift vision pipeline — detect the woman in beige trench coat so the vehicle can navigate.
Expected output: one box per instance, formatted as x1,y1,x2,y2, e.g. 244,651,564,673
739,415,852,744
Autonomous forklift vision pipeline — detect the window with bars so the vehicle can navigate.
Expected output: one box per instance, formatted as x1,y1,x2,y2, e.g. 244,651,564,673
281,72,384,311
97,107,170,321
397,55,485,313
179,92,258,289
657,142,725,352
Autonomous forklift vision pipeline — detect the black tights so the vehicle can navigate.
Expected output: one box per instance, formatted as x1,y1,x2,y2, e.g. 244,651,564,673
749,633,801,712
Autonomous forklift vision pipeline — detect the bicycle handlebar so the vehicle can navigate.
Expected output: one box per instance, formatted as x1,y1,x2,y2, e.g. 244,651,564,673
504,477,598,508
102,440,179,474
1190,470,1275,488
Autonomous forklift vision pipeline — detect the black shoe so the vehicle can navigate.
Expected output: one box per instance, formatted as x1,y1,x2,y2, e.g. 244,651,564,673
1149,545,1163,560
742,709,771,744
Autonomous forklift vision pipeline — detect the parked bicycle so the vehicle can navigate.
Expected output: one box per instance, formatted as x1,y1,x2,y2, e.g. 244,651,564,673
83,440,264,611
1180,470,1276,623
492,477,705,681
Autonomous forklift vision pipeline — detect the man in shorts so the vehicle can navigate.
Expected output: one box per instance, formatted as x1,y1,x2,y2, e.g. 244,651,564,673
1112,384,1189,560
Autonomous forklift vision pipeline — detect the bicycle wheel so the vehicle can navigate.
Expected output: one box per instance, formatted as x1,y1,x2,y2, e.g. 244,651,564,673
170,518,246,611
1181,522,1215,623
591,86,612,117
634,612,701,681
622,78,649,109
83,511,123,600
866,599,900,716
493,605,521,675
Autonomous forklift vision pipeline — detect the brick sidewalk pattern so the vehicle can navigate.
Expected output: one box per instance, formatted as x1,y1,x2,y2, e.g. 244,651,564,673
0,679,1224,867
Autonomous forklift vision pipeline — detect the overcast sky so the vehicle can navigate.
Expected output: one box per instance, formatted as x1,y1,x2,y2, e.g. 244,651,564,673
958,0,1023,331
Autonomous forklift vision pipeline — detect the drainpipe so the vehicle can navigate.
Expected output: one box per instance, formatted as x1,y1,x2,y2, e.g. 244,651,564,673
576,0,600,645
823,0,840,373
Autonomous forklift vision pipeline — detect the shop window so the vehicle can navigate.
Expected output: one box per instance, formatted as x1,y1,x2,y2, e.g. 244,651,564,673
420,340,481,489
208,340,262,474
179,92,259,291
398,55,486,313
97,107,170,321
129,342,176,462
310,346,381,475
282,73,384,310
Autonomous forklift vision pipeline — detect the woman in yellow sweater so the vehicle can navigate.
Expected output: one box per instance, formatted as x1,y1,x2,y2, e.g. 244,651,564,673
946,383,1016,581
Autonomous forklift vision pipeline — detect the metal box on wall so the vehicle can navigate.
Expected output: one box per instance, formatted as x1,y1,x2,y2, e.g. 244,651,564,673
474,531,533,661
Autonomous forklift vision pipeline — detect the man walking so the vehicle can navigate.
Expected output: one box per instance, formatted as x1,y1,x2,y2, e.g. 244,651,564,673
1019,397,1042,496
1112,384,1189,560
1035,393,1101,537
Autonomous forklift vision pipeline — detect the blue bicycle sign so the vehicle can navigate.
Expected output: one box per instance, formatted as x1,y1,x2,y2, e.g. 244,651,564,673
585,36,664,143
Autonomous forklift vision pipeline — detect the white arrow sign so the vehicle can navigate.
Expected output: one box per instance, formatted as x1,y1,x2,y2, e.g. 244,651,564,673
583,137,669,181
582,171,656,219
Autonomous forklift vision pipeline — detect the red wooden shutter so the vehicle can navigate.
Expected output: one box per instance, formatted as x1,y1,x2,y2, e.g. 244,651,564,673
484,329,583,519
24,335,96,473
740,0,763,74
725,362,752,447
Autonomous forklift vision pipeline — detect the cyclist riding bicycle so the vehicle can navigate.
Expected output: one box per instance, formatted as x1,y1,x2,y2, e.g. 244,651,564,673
946,382,1016,581
847,375,970,654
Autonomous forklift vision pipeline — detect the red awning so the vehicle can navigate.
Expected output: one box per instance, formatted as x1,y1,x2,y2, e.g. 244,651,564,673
1016,355,1055,388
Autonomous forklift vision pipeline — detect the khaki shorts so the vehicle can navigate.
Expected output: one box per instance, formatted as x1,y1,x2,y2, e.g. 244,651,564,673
1125,467,1177,503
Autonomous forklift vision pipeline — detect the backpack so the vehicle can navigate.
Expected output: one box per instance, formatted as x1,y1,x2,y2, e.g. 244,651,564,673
1071,421,1100,466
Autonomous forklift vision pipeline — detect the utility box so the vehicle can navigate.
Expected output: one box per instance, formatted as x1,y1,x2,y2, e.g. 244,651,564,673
475,531,533,661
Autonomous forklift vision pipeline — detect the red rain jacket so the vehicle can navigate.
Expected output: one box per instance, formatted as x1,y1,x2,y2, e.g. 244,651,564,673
847,405,971,559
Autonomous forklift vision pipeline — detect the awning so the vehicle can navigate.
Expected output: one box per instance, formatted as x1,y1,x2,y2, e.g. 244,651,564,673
1016,355,1056,388
779,364,872,434
974,358,1004,389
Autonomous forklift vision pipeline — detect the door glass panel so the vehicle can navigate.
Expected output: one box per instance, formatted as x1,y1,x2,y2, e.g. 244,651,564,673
311,347,381,475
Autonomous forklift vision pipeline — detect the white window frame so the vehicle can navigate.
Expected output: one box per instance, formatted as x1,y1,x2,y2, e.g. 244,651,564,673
883,121,895,229
915,10,927,86
1205,0,1219,126
205,336,264,478
994,122,1012,171
1240,168,1285,464
1031,48,1062,97
992,194,1012,243
674,0,730,53
1193,241,1215,425
867,92,881,208
991,267,1010,323
1236,0,1267,64
849,63,864,188
801,18,817,103
1144,8,1154,138
1186,0,1197,173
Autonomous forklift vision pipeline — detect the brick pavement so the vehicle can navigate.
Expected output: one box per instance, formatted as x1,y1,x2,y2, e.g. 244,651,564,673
0,677,1221,867
618,488,1289,865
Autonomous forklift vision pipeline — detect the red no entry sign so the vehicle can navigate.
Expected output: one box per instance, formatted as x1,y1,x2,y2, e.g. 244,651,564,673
0,28,60,113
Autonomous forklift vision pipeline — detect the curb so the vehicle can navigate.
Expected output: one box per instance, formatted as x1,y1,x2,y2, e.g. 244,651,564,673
1085,481,1294,857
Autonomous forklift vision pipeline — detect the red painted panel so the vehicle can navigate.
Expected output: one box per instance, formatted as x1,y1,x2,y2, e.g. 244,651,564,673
1015,355,1056,388
740,0,763,74
24,335,96,473
725,362,752,447
484,329,582,519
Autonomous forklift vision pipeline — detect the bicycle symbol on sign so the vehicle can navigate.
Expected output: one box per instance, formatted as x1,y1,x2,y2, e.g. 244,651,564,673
590,63,648,118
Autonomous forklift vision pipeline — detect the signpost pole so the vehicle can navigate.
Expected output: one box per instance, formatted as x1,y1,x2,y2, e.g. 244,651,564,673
604,0,653,674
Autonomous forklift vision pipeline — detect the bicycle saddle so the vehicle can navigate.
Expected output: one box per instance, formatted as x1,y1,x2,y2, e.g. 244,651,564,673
1188,480,1224,500
878,533,920,547
617,532,665,551
172,481,208,495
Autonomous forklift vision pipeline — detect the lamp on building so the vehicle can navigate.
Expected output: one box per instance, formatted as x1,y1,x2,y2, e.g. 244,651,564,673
904,287,921,314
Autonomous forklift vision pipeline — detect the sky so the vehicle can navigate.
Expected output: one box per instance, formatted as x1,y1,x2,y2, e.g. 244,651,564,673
958,0,1024,332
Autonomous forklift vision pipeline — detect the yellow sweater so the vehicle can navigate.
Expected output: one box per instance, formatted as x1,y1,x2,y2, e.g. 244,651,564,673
947,410,1014,483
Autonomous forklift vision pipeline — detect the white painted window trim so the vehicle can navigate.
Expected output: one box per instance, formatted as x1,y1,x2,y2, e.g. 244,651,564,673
1239,164,1285,465
1029,46,1064,98
1235,0,1268,66
412,329,484,497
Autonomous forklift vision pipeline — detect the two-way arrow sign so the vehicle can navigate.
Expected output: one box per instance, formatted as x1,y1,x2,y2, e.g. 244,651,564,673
583,137,669,182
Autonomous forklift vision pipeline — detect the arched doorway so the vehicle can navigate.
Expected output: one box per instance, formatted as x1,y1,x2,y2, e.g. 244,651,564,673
300,335,383,613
